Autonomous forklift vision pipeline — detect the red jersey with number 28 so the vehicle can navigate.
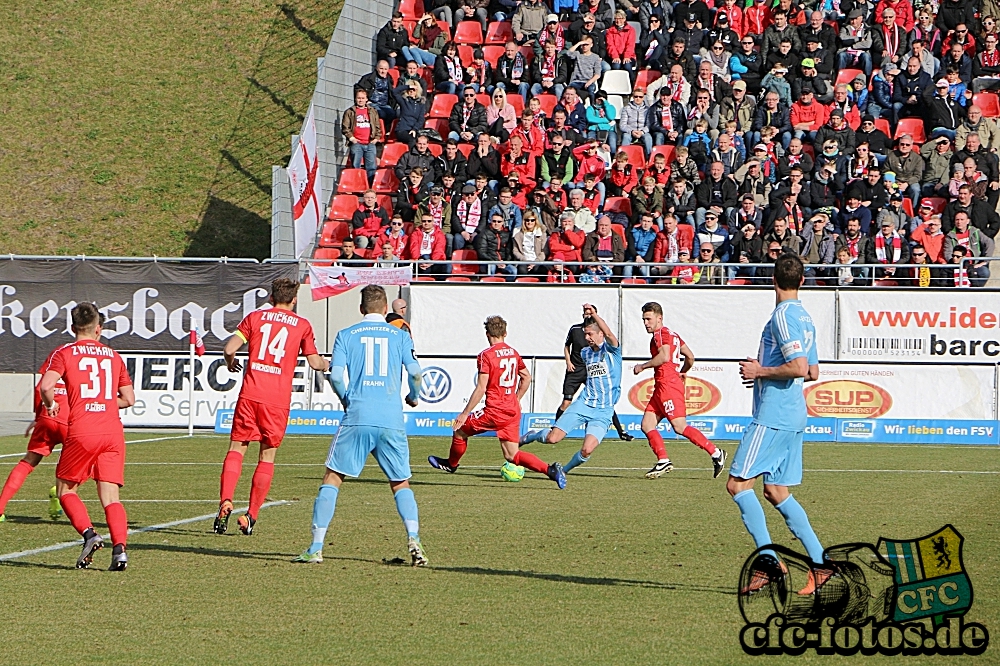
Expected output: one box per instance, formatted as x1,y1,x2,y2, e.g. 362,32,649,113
236,308,318,408
650,327,686,390
477,342,526,418
43,340,131,437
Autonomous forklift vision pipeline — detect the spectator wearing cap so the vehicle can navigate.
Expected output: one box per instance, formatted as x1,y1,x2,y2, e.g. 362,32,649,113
799,11,837,53
867,206,911,279
792,59,833,104
734,156,771,207
895,57,932,120
526,186,561,233
535,14,565,54
619,88,653,156
464,48,493,94
849,74,870,116
838,11,874,77
731,217,764,277
511,0,547,45
703,11,739,52
720,80,756,142
815,108,856,157
886,133,924,207
696,207,732,262
649,87,687,147
606,10,638,83
663,38,698,82
800,34,834,80
856,114,891,158
530,40,568,100
920,135,954,198
674,13,708,58
448,90,488,144
912,209,947,263
799,213,836,281
925,78,966,141
869,66,900,128
789,86,826,144
414,185,452,254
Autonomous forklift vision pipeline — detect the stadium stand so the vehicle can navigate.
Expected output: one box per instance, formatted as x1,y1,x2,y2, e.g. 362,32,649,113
317,2,1000,287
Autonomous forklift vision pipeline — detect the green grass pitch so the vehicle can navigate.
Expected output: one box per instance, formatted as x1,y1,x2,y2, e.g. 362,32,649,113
0,433,997,664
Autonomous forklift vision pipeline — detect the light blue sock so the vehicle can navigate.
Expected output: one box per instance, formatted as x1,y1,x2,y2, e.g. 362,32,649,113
775,495,824,564
309,484,339,554
564,450,589,473
733,489,773,555
393,487,420,538
523,428,551,444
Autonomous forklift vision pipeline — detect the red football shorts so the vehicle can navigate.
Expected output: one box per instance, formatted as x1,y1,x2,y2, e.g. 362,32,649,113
230,398,289,448
27,419,67,456
463,408,521,443
56,434,126,486
646,383,687,421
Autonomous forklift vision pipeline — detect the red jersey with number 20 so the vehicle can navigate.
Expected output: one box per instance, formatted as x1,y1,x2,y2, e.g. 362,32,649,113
43,340,131,437
650,327,686,390
236,308,318,408
478,342,526,418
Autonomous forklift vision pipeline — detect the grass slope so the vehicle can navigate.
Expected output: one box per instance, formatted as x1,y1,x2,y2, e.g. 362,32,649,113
0,434,997,664
0,0,340,259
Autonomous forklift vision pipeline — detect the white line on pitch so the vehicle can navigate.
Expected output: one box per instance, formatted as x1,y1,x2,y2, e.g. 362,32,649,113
0,434,206,459
452,465,1000,475
6,499,227,503
0,499,293,562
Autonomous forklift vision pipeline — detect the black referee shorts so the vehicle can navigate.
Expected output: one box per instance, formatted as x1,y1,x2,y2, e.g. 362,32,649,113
561,368,587,401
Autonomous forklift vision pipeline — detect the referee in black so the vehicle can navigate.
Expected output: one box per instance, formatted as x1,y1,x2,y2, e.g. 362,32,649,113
557,303,633,441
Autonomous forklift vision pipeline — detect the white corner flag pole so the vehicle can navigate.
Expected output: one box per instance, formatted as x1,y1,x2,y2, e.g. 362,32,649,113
188,333,195,437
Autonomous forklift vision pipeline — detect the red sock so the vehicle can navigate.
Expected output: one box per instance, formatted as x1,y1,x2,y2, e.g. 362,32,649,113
220,450,244,503
59,493,93,535
682,426,717,455
513,450,549,475
447,435,468,467
248,461,274,519
104,501,128,547
0,460,35,514
646,429,668,460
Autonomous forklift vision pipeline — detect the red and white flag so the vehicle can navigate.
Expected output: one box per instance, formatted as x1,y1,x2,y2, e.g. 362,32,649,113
309,264,412,300
189,328,205,356
288,104,323,259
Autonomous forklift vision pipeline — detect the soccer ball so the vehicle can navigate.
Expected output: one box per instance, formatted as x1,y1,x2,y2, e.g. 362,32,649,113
500,462,525,482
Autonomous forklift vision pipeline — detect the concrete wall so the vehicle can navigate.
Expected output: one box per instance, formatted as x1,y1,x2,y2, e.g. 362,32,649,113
271,0,396,259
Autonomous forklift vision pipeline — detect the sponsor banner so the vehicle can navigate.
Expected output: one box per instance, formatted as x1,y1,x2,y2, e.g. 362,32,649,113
521,413,838,441
836,419,998,445
840,291,1000,362
0,259,296,372
308,265,412,300
409,285,619,357
215,410,484,438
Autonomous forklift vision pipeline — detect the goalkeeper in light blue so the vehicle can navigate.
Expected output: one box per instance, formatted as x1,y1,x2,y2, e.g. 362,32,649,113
293,285,427,566
728,253,828,595
520,306,621,476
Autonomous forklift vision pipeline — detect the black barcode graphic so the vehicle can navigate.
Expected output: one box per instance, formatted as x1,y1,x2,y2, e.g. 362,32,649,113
847,338,924,351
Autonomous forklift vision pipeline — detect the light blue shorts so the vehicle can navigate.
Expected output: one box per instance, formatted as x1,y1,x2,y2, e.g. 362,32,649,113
326,425,411,481
729,421,803,486
555,400,614,443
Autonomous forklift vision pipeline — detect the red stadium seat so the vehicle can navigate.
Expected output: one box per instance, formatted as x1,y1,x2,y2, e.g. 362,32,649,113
620,278,645,284
424,118,449,138
379,142,409,168
454,22,484,44
328,194,359,221
874,118,891,137
610,223,626,246
428,142,443,156
429,94,458,118
458,45,474,68
973,92,1000,118
515,277,539,282
437,20,452,40
446,276,473,281
518,45,534,65
874,279,899,286
388,68,400,86
483,45,505,67
371,169,400,193
420,67,434,89
313,247,341,260
399,0,423,19
894,118,926,143
728,278,748,285
320,221,351,247
415,276,437,281
402,20,417,35
450,248,480,275
508,94,524,117
534,94,558,117
619,145,646,171
376,194,393,217
835,68,864,86
603,197,632,217
457,143,474,157
485,21,513,45
633,69,661,91
480,276,506,282
476,92,491,107
923,197,947,215
404,222,414,236
337,169,368,194
901,198,914,217
646,144,676,167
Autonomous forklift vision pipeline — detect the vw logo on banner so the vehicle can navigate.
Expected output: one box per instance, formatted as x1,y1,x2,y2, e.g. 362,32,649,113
420,366,452,403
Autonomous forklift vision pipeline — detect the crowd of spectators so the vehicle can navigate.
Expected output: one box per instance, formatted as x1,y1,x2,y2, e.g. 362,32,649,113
329,0,1000,286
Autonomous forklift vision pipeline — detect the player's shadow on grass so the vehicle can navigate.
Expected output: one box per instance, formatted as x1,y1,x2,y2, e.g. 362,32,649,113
435,566,735,595
0,560,80,571
128,543,292,562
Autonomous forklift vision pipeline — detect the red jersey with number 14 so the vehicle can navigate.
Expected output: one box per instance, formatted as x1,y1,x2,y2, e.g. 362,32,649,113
236,308,318,408
650,327,686,390
42,340,131,437
478,342,526,418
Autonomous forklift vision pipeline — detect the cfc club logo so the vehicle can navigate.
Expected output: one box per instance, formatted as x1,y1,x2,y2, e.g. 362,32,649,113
627,376,721,415
805,380,893,418
419,366,452,403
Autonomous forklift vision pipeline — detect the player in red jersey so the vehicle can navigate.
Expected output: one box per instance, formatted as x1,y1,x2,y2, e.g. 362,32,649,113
632,301,726,480
39,303,136,570
428,316,566,488
214,278,329,536
0,353,71,523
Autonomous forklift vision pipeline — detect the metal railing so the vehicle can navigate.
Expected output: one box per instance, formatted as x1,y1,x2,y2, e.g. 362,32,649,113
1,254,258,263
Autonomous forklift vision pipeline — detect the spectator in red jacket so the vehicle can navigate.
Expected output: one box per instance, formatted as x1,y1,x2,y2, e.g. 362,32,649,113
351,189,391,248
500,135,537,190
373,215,409,258
509,110,547,156
790,86,827,144
407,216,447,277
606,10,638,84
607,150,639,196
548,212,587,267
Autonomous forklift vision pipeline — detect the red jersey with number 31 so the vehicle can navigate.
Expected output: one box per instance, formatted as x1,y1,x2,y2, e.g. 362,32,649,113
478,342,526,418
43,340,131,437
650,327,685,390
236,308,318,408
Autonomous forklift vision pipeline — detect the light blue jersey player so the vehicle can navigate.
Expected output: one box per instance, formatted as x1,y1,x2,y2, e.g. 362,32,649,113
521,307,621,476
727,254,829,593
293,286,427,566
